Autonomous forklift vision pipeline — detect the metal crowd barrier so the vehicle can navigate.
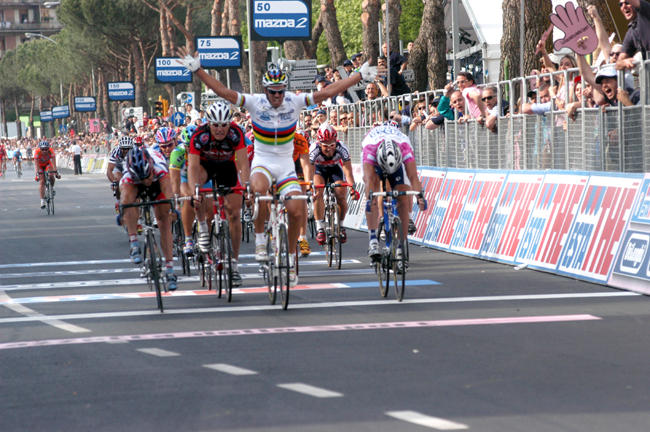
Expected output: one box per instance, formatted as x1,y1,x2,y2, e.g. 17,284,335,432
307,59,650,173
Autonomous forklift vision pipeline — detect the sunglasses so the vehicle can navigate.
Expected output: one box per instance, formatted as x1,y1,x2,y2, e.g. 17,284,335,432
481,95,495,102
209,122,230,128
320,141,336,148
610,52,621,57
267,89,285,95
159,142,176,149
619,1,628,6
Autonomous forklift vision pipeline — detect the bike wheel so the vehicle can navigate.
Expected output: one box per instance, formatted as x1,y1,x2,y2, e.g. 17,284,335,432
308,215,316,239
45,183,51,215
325,206,334,267
50,194,55,215
147,230,164,312
198,254,206,287
333,205,342,270
266,231,276,305
295,241,300,276
391,218,406,302
220,220,233,302
277,224,290,310
211,221,223,298
377,259,388,297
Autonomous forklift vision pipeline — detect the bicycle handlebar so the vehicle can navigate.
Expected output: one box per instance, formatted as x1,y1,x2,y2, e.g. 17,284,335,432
121,198,174,212
312,182,355,189
369,189,424,200
251,193,311,222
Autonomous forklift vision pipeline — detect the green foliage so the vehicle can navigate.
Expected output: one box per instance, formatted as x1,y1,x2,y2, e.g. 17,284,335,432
399,0,423,45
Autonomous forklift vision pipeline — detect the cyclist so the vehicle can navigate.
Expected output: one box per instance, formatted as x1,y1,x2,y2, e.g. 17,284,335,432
311,123,358,246
154,127,178,163
34,141,60,209
25,145,33,167
362,123,426,265
176,46,376,286
187,101,251,287
0,143,6,175
120,146,179,291
169,124,213,257
107,136,134,212
12,147,22,174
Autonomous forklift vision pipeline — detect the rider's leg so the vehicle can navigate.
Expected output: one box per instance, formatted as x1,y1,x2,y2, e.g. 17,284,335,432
224,192,243,260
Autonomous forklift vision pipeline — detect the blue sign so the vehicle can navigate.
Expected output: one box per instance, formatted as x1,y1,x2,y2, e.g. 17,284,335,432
196,36,243,69
155,57,192,84
613,229,650,281
40,111,53,122
74,96,96,112
52,105,70,119
172,112,186,127
249,0,312,41
59,124,67,134
107,81,135,101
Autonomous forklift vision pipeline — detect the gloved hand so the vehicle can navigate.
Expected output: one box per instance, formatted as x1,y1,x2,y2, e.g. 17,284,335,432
358,62,378,83
177,53,201,73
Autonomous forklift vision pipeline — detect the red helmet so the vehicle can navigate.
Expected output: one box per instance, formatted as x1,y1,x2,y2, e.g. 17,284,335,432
133,136,145,146
316,123,337,143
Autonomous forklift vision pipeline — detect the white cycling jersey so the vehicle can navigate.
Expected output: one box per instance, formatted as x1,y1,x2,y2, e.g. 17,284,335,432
361,124,415,165
235,92,316,159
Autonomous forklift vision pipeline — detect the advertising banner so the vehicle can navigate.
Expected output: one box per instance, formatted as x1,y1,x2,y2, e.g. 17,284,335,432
155,57,192,84
410,168,446,243
52,105,70,119
556,174,642,283
249,0,312,41
107,82,135,101
40,111,53,122
422,169,475,249
515,173,589,271
196,36,243,69
74,97,96,112
449,171,507,256
478,172,544,264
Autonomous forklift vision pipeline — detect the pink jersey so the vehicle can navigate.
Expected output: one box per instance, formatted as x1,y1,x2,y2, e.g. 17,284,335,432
361,125,415,166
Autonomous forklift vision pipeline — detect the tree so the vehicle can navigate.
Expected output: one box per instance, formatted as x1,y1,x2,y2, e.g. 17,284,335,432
381,0,401,53
408,0,446,91
500,0,551,82
361,0,381,63
320,0,347,66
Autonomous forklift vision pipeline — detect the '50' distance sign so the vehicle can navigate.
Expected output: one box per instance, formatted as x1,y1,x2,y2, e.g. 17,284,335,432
196,36,243,69
249,0,311,41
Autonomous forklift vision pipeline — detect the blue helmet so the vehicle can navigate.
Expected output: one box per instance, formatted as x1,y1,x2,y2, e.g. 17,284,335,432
38,140,50,149
126,147,154,180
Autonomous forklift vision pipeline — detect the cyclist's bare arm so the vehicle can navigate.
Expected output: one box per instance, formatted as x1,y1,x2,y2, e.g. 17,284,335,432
342,160,356,186
235,147,250,186
169,168,182,197
106,162,116,182
299,154,312,183
313,73,362,105
177,48,239,105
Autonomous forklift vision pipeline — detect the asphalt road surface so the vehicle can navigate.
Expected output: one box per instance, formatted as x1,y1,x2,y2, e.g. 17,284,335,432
2,167,650,432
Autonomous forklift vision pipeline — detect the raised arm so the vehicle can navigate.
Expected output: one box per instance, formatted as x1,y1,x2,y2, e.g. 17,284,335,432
587,5,611,61
176,47,239,105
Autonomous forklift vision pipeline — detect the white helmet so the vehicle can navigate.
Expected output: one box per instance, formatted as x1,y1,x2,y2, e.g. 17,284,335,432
118,136,134,149
205,101,234,124
376,139,403,174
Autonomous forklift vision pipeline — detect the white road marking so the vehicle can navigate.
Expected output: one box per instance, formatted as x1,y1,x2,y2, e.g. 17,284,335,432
0,268,376,291
136,348,180,357
277,383,343,398
386,411,469,430
203,364,258,375
0,291,90,334
0,315,601,350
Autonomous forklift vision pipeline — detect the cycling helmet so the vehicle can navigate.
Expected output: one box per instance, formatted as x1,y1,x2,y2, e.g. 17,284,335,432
262,68,288,88
155,127,177,144
204,101,234,124
126,147,154,180
133,136,145,146
376,139,403,174
38,140,50,149
317,123,337,143
118,136,134,149
181,124,198,144
383,120,400,129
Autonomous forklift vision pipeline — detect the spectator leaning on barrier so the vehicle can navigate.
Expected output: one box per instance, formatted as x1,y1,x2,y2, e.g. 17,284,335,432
426,85,465,131
616,0,650,68
481,86,509,133
456,72,486,121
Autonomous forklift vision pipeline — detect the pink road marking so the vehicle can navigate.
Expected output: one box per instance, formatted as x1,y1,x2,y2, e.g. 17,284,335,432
0,314,600,350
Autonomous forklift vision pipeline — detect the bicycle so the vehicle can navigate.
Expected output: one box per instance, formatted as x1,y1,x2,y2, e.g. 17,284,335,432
120,197,175,312
240,201,254,243
171,203,191,277
369,174,424,302
197,184,246,303
191,219,212,291
251,186,310,310
42,170,59,215
13,159,22,178
313,182,356,270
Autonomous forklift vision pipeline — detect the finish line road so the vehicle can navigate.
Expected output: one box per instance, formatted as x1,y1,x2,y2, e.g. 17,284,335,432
2,172,650,432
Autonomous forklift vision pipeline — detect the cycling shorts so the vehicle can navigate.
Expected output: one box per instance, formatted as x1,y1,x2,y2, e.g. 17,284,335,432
251,155,301,197
180,175,213,190
136,182,165,202
201,159,242,195
373,164,411,189
314,164,344,184
37,162,55,174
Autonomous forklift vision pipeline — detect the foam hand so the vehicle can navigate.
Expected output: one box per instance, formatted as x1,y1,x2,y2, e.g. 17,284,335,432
550,2,598,55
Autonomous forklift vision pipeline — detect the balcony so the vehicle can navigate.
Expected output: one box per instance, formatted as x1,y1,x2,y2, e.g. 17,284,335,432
0,21,62,33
